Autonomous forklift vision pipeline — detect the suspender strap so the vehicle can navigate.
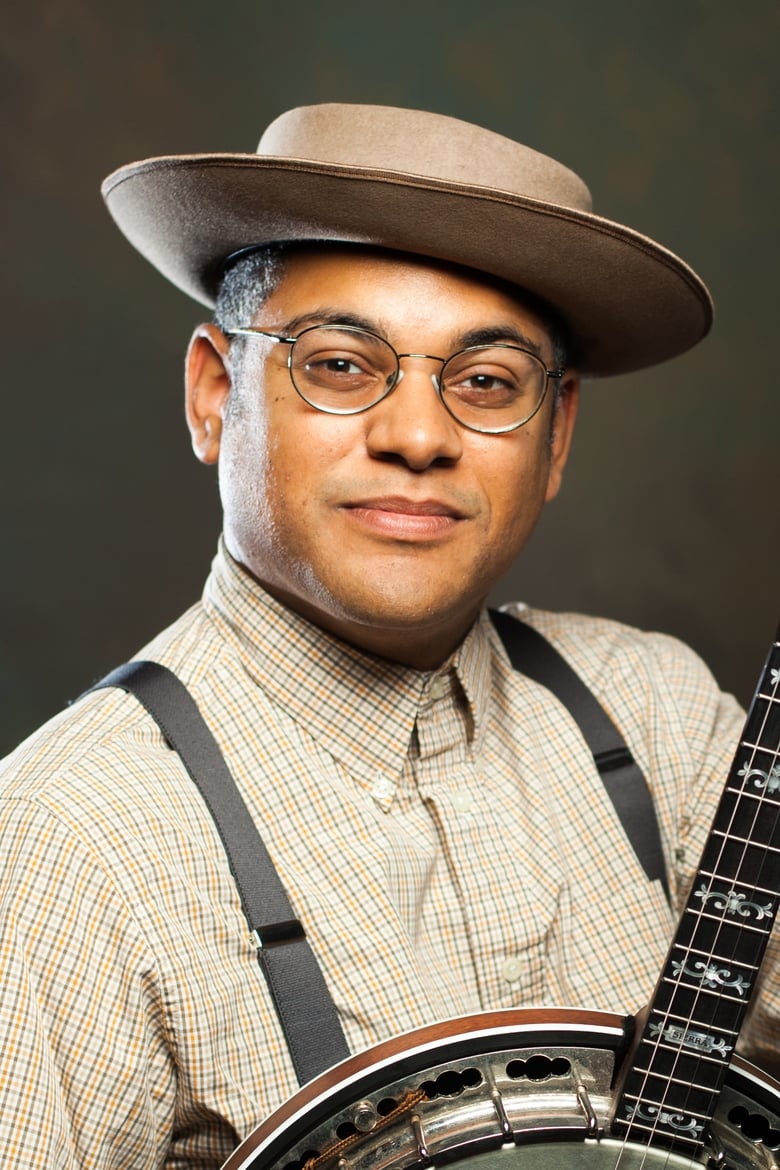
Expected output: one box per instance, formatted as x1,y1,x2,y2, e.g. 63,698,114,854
90,661,350,1086
489,610,669,900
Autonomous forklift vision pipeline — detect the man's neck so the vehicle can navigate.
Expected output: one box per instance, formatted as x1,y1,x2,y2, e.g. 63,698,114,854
238,569,482,672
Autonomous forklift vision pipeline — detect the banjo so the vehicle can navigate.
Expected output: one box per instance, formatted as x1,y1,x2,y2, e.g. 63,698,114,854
221,626,780,1170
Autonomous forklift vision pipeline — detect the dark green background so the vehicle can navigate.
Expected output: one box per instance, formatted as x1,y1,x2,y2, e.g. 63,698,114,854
2,0,778,755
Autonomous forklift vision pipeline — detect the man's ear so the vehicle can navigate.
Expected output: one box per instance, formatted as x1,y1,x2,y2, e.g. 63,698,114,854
545,372,580,503
185,324,233,465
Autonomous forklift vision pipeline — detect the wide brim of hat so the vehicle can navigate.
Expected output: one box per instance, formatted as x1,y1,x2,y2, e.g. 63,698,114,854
102,153,713,377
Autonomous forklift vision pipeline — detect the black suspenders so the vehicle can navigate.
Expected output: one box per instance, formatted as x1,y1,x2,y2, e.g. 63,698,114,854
89,611,667,1085
91,659,351,1087
489,611,669,900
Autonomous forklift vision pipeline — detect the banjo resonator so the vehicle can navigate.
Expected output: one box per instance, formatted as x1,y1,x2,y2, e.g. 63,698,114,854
221,1009,780,1170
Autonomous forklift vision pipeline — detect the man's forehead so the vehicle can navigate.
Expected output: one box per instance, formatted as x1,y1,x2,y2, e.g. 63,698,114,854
250,243,562,355
248,239,519,285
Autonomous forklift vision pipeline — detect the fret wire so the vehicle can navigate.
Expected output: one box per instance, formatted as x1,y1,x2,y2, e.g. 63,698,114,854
634,1045,729,1069
616,1123,705,1148
659,984,747,1007
650,1001,743,1029
658,988,751,1013
696,869,779,897
709,830,780,854
731,744,780,762
660,977,753,1001
614,1123,701,1149
682,907,771,937
724,785,780,804
621,1094,711,1121
668,943,759,968
633,1053,728,1076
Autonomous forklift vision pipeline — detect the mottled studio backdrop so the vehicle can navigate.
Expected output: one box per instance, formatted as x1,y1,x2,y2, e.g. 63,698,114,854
2,0,778,755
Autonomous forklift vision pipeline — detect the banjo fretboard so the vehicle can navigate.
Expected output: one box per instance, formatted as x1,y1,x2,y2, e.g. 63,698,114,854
612,629,780,1156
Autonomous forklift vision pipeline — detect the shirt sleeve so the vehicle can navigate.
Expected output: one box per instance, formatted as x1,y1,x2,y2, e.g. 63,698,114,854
0,796,178,1168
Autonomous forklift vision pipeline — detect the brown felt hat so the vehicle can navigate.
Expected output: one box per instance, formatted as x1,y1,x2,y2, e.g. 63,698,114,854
102,103,713,376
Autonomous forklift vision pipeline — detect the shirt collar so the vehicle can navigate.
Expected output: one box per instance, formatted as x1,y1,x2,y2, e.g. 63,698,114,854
201,543,496,791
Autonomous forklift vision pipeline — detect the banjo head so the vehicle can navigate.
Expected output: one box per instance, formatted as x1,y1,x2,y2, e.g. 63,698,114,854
222,1009,780,1170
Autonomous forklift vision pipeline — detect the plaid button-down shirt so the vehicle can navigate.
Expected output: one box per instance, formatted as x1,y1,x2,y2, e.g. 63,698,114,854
1,544,776,1167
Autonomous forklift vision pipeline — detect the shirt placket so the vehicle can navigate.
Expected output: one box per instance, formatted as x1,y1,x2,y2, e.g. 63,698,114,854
410,670,560,1010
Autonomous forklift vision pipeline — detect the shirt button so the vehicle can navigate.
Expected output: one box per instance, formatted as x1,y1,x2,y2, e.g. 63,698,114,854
370,777,395,805
451,789,474,813
428,675,449,701
501,957,524,983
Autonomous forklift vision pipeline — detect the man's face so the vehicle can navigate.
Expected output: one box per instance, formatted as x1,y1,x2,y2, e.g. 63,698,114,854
187,248,579,668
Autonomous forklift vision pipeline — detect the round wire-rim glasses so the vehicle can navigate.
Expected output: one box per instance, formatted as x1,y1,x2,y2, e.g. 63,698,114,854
224,322,565,435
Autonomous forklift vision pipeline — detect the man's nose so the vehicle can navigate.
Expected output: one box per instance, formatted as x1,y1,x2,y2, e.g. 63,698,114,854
364,356,463,470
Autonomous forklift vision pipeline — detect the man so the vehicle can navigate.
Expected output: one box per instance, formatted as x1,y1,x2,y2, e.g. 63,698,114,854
1,103,777,1168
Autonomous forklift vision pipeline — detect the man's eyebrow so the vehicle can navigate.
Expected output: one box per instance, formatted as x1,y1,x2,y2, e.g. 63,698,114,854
278,309,380,336
455,325,545,358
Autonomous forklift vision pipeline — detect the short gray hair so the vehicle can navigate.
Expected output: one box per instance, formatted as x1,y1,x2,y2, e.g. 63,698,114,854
214,244,290,333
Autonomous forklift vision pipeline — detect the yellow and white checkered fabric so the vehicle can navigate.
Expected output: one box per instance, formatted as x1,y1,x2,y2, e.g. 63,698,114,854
1,544,776,1167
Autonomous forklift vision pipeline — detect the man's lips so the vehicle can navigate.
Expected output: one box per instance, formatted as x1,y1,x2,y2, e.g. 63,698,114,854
340,495,467,538
346,495,465,517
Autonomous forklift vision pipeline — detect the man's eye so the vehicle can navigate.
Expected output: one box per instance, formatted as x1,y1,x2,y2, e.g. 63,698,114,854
320,357,364,375
301,351,378,387
461,373,513,391
447,367,522,405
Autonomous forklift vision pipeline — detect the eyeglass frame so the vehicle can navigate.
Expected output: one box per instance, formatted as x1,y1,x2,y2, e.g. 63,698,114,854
223,322,566,435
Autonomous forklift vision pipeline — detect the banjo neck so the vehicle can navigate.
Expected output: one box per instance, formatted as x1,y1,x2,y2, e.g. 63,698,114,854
612,626,780,1157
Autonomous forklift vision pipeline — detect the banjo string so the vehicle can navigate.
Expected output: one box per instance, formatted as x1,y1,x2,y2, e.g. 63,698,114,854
615,654,779,1166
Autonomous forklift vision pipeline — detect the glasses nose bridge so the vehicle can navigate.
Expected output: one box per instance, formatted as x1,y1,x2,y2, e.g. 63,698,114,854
394,349,447,392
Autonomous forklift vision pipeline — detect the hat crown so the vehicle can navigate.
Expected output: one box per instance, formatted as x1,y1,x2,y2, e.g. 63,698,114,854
257,103,593,213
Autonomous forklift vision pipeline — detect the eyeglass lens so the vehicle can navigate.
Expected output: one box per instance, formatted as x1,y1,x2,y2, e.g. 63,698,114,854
291,325,548,432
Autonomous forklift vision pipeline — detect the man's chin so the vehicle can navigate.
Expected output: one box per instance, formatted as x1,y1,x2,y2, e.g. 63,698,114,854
284,580,486,667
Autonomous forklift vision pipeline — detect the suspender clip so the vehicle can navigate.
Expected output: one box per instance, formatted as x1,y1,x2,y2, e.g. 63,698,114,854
250,918,306,950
